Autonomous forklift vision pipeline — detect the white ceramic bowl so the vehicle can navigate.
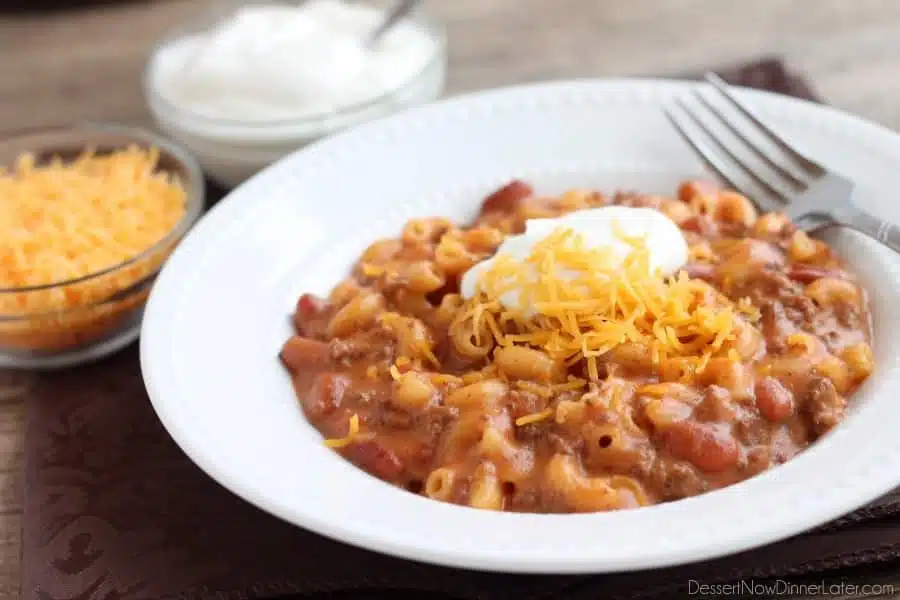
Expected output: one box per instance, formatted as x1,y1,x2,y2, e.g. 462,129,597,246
143,0,446,188
141,79,900,573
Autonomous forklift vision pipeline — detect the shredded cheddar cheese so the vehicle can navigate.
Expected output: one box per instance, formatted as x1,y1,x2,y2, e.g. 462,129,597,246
323,413,372,448
512,377,590,402
0,146,187,313
430,373,462,385
378,311,440,367
736,297,761,321
515,380,553,398
515,408,555,427
553,377,589,391
455,227,743,381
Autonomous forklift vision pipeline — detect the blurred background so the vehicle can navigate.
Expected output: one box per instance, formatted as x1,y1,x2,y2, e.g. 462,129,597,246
4,0,900,133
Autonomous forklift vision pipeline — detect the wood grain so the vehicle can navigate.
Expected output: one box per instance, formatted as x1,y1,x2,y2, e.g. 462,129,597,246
4,0,900,597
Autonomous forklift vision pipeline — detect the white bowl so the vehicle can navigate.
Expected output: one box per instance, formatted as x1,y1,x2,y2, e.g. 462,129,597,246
141,79,900,573
143,0,446,188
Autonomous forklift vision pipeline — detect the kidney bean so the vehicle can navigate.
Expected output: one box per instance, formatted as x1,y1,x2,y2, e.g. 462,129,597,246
787,264,846,284
677,180,720,202
755,377,794,422
663,421,740,473
681,262,717,282
480,180,534,215
680,215,718,236
301,372,350,418
280,335,330,373
297,292,325,315
294,293,329,336
345,440,405,481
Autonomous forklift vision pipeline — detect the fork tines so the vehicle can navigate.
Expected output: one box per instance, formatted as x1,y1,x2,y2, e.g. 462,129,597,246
664,73,826,213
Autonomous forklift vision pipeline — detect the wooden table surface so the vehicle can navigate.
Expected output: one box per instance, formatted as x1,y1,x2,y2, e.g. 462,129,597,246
5,0,900,597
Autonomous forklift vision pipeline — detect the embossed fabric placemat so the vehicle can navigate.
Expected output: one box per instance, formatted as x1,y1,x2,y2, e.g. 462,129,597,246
21,58,900,600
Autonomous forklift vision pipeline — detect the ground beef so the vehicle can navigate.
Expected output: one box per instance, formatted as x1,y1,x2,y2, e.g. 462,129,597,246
547,433,579,455
782,294,817,325
515,423,549,442
508,390,544,420
835,302,863,330
654,460,709,500
744,445,771,476
801,376,846,437
734,408,771,446
328,330,395,363
695,385,735,422
377,408,414,430
759,301,793,353
727,268,802,306
415,405,458,440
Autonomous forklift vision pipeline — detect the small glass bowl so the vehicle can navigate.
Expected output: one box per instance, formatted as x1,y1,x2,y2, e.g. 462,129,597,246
143,0,447,188
0,123,204,369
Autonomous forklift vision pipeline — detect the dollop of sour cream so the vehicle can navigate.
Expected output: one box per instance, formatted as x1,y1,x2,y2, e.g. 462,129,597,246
460,206,689,312
150,0,437,121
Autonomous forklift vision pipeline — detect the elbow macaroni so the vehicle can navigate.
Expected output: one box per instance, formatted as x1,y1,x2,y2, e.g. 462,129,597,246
326,291,385,338
545,454,642,512
283,180,875,514
425,467,457,501
469,461,505,511
449,314,495,360
805,277,861,308
494,346,562,382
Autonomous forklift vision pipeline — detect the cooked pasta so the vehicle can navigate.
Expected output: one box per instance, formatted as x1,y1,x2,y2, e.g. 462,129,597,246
280,179,874,513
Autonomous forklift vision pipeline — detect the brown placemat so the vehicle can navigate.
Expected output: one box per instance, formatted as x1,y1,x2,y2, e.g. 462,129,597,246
20,58,900,600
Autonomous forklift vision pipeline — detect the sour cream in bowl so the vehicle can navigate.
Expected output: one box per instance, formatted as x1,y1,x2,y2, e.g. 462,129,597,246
144,0,446,188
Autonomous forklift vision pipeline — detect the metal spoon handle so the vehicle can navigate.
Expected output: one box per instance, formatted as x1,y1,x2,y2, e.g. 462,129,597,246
366,0,421,47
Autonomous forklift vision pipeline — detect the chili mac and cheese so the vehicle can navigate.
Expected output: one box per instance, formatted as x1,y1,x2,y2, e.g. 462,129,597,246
279,179,874,513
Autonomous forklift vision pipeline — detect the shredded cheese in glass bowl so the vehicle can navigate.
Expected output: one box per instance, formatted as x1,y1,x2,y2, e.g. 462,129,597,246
0,123,204,368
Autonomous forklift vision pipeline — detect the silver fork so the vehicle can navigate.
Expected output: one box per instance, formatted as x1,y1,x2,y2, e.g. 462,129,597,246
664,73,900,253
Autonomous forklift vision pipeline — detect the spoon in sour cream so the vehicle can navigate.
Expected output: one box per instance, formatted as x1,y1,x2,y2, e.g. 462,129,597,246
179,0,424,82
366,0,423,47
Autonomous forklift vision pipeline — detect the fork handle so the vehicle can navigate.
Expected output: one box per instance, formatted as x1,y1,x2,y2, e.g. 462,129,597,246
838,208,900,255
